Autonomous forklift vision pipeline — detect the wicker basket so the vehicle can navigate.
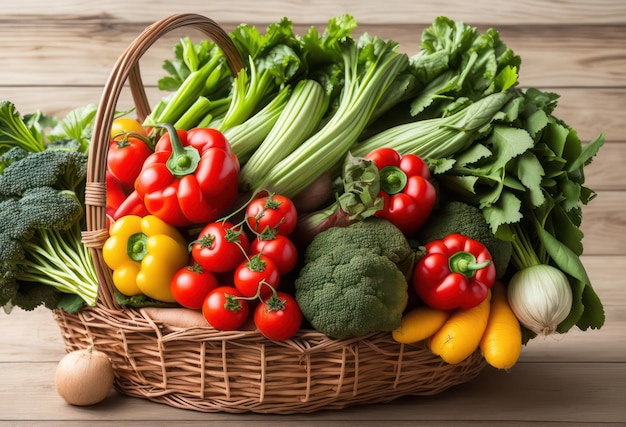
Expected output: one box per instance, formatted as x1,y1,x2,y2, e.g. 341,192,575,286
53,13,486,414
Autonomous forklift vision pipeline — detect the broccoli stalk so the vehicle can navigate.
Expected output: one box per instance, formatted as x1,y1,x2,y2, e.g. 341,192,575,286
0,149,98,312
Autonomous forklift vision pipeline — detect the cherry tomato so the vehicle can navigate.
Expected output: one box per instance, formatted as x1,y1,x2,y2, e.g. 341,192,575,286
246,194,297,236
233,254,281,299
249,235,298,275
254,291,303,341
191,222,250,273
170,263,219,310
202,286,249,330
110,117,148,140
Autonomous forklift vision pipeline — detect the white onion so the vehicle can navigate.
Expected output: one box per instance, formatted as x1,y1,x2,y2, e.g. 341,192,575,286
55,346,114,406
507,264,573,336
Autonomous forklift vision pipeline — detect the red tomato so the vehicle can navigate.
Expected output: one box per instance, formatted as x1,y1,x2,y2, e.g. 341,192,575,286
202,286,249,330
249,235,298,275
170,263,219,310
246,194,297,236
108,118,152,191
254,292,303,341
233,254,281,299
108,137,152,191
191,222,250,273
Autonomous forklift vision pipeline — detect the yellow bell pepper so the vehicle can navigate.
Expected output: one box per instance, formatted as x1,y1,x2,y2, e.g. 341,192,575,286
103,215,189,303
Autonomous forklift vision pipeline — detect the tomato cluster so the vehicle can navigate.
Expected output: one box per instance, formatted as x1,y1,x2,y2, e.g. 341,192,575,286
171,193,303,341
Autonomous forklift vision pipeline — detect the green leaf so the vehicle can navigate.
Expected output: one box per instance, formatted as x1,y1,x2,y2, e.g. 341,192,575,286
485,125,535,172
483,190,523,234
547,203,584,256
559,177,582,212
525,109,549,139
494,65,518,92
429,157,456,174
454,142,492,167
437,174,479,195
46,104,97,154
55,293,85,313
576,285,606,330
568,132,606,173
516,151,545,207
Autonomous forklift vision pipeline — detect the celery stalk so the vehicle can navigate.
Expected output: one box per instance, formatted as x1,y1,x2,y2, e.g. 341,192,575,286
350,91,512,160
224,85,292,164
253,38,409,198
144,55,222,127
238,79,329,191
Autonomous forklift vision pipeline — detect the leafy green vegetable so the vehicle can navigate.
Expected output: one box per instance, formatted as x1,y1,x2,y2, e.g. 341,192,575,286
409,16,521,117
0,101,45,153
45,104,97,154
254,31,409,198
435,87,605,333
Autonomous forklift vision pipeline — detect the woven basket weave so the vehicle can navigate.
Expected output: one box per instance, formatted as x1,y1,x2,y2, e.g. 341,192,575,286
52,13,486,414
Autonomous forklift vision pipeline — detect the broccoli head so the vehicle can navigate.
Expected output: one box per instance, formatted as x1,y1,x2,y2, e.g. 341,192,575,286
416,200,513,278
0,148,87,197
295,218,412,338
304,217,415,275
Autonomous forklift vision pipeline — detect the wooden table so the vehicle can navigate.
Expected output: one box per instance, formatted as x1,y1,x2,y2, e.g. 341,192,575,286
1,1,625,425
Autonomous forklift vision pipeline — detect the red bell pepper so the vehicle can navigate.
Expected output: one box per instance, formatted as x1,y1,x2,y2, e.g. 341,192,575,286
134,124,240,227
365,147,436,236
413,233,496,310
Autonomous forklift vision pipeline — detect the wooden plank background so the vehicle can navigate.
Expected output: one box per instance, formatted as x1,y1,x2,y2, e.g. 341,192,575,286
1,0,624,424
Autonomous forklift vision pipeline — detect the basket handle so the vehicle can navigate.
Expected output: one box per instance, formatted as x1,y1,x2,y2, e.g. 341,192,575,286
81,14,244,309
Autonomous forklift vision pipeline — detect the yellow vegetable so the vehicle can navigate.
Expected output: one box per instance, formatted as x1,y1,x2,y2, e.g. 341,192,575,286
428,291,491,364
102,215,189,302
479,281,522,370
392,305,451,344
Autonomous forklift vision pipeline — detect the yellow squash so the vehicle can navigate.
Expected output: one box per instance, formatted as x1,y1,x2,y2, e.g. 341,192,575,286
428,291,491,364
479,281,522,369
392,305,451,344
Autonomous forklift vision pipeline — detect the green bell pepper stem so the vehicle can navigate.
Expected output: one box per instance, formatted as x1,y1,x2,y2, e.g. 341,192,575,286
127,232,148,262
449,251,492,279
158,123,201,178
379,165,407,195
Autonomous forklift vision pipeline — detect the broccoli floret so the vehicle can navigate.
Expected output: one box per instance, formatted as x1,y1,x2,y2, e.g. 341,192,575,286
0,150,97,312
416,200,513,278
295,218,412,338
11,282,62,311
0,146,29,173
304,217,415,275
0,148,87,197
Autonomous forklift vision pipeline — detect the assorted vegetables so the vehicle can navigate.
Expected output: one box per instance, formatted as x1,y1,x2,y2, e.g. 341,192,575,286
0,14,607,377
